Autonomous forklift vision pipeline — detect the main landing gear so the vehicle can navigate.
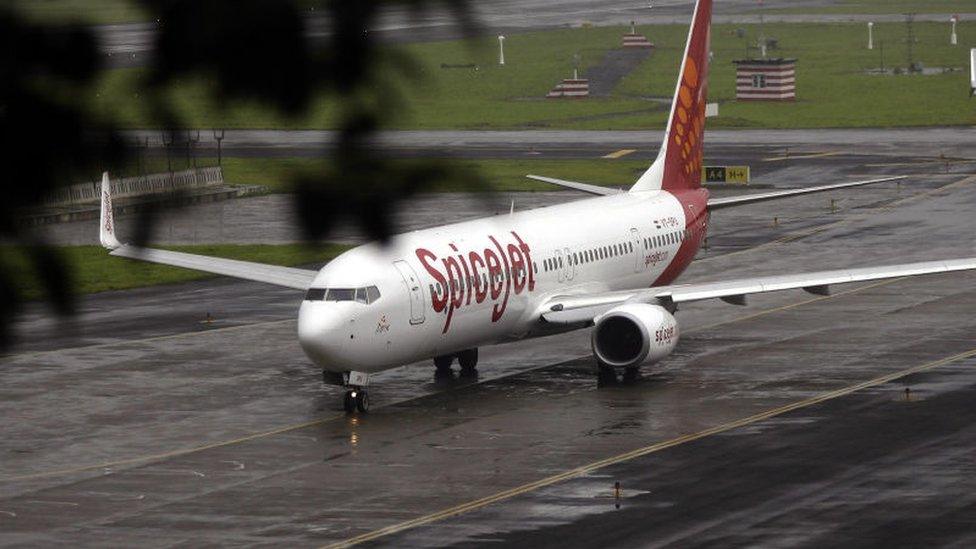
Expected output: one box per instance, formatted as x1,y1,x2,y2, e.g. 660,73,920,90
433,348,479,378
596,362,642,386
457,348,479,377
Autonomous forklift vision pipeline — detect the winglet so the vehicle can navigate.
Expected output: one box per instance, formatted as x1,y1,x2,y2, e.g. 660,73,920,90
99,172,122,250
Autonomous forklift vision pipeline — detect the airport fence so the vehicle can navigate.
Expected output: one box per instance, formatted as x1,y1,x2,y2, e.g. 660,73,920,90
42,167,225,207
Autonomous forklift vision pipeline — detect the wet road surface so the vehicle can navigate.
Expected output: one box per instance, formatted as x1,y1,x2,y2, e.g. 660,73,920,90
3,155,976,545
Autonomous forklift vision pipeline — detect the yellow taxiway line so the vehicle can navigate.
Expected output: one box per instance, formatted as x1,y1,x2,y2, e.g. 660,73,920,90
602,149,637,159
325,344,976,548
762,151,842,162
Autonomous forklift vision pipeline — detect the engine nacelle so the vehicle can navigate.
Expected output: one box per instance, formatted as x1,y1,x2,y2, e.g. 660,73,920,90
591,303,679,369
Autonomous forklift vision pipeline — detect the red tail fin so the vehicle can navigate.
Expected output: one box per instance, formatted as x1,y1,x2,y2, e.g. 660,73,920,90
631,0,712,192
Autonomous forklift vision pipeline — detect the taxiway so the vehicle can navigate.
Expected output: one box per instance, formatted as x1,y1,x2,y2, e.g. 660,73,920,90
3,146,976,546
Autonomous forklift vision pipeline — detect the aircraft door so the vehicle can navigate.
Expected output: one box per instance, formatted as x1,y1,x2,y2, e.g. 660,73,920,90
554,249,565,283
563,246,576,281
393,260,426,325
630,228,643,273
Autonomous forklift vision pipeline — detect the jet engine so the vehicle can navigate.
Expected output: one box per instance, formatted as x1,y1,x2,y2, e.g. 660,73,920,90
591,303,679,369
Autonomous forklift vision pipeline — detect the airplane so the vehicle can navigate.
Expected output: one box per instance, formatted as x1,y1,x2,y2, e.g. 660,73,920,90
98,0,976,413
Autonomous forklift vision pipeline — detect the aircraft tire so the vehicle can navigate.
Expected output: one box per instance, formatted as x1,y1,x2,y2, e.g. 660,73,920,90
622,366,640,383
596,362,618,387
457,348,479,372
434,354,454,373
356,390,370,413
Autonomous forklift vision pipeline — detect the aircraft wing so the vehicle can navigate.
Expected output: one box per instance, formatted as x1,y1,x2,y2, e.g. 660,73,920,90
541,257,976,325
707,176,906,210
109,245,317,290
98,173,318,291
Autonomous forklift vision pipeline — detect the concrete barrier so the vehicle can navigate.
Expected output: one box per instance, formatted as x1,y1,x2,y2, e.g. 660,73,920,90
42,167,224,207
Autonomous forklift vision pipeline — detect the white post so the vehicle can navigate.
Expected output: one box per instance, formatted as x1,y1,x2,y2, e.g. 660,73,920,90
867,22,874,50
950,16,958,46
498,35,506,66
970,48,976,96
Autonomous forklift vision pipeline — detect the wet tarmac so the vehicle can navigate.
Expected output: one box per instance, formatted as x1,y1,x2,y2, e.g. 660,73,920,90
35,137,976,247
3,150,976,545
122,128,976,161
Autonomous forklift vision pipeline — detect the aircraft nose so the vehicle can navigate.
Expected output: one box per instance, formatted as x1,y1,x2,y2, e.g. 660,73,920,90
297,302,347,369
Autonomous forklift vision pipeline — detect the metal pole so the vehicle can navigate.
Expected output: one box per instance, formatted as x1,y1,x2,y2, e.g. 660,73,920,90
867,22,874,50
213,129,225,167
498,35,505,66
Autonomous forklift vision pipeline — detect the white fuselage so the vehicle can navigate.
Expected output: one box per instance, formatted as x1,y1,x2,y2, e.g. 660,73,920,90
298,188,709,374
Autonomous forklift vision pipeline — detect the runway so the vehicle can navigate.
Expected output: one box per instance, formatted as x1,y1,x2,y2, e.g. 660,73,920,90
4,136,976,545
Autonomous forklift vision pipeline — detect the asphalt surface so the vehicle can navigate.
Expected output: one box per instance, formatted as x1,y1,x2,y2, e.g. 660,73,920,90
121,128,976,161
4,138,976,545
35,136,976,247
391,360,976,548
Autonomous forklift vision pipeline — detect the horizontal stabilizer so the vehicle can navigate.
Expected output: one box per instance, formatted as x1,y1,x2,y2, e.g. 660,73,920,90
707,176,906,210
526,175,623,196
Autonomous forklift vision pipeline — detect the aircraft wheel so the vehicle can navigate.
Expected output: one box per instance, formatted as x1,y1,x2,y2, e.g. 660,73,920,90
356,390,370,413
343,390,356,413
622,366,640,383
596,362,618,387
433,354,454,373
457,348,478,375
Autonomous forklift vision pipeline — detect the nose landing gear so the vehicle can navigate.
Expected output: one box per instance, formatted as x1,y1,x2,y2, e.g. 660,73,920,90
343,389,369,413
340,371,371,414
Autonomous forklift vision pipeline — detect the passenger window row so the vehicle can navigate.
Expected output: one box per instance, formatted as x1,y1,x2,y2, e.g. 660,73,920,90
541,241,636,273
642,229,691,250
305,286,381,304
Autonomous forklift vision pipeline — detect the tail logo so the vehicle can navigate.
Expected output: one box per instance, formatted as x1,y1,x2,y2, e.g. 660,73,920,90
103,190,114,235
674,56,706,180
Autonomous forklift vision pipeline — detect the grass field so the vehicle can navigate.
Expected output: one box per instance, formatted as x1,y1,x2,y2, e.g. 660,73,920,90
9,0,148,24
220,157,649,192
12,0,971,25
771,0,973,15
87,20,975,131
3,243,349,300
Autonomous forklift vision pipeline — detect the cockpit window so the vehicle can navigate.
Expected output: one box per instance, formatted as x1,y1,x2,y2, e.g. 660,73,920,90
326,289,356,301
305,288,326,301
305,286,382,304
366,286,381,303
